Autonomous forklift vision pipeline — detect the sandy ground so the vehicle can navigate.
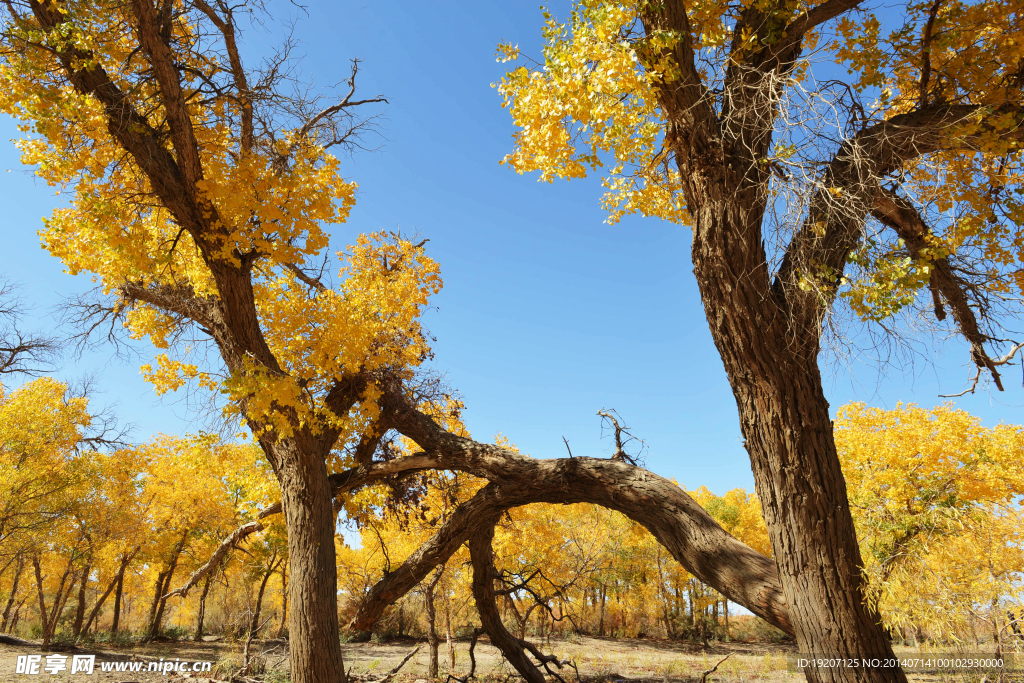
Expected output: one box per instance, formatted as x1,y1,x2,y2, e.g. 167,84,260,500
0,636,1019,682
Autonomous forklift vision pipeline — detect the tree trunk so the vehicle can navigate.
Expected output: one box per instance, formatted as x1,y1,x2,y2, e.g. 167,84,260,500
598,584,606,637
111,570,124,633
724,599,729,640
147,569,168,636
469,524,545,683
73,564,89,637
148,533,186,640
685,195,907,682
47,566,77,643
425,566,443,678
249,555,277,640
686,582,694,628
276,565,287,639
83,574,118,636
194,572,213,641
9,598,24,632
443,590,455,669
274,436,347,683
82,547,139,637
1,556,24,632
32,557,50,649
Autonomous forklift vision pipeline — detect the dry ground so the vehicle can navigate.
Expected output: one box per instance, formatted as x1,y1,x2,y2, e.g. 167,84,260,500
0,636,1017,683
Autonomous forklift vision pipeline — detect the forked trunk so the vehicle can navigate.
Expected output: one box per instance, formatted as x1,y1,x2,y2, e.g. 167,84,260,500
275,437,346,683
249,556,277,639
690,200,906,683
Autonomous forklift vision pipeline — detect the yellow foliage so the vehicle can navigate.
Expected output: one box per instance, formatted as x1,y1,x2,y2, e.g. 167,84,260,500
836,402,1024,638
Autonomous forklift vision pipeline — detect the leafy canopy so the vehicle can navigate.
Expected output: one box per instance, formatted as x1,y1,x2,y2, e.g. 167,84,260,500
0,1,441,449
497,0,1024,345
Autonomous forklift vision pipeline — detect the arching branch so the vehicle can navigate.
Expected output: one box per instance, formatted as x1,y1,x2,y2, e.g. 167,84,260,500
469,522,563,683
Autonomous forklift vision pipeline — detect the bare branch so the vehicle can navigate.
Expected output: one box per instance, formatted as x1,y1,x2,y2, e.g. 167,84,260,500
0,281,57,376
192,0,254,152
870,187,1022,392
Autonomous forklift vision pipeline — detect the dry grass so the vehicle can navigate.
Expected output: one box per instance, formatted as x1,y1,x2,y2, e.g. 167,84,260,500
2,636,1020,682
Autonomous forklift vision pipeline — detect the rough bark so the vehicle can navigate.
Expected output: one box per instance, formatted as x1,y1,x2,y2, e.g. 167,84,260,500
275,435,347,683
347,457,790,635
424,566,443,678
468,524,563,683
630,2,920,679
695,208,903,678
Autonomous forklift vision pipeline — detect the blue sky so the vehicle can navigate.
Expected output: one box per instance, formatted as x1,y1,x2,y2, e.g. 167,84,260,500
1,0,1022,501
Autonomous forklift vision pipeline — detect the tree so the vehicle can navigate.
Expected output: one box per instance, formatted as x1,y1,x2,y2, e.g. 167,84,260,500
0,377,93,560
0,2,430,681
0,281,55,377
836,403,1024,641
495,0,1024,679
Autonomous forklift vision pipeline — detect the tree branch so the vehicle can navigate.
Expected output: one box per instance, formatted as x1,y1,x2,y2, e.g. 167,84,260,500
870,187,1019,391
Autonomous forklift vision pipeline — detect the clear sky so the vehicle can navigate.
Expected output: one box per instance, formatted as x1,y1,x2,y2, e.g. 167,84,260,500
1,0,1022,501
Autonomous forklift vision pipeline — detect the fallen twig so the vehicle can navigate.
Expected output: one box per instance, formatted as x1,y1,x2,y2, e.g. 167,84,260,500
364,645,420,683
700,653,732,683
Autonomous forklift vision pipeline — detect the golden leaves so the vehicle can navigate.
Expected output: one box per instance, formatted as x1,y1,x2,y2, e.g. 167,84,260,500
836,403,1024,637
496,2,691,226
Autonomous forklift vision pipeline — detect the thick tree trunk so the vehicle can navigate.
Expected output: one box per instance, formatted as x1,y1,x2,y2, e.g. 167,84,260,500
346,453,789,635
275,436,347,683
687,196,906,682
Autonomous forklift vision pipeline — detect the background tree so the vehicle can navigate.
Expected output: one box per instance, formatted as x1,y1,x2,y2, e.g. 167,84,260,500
0,2,434,681
496,0,1024,679
836,402,1024,642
